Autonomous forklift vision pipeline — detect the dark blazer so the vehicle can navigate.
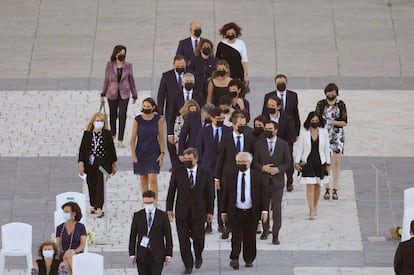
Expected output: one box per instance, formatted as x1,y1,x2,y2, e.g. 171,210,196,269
253,137,291,189
78,129,117,173
166,165,214,222
101,61,137,100
394,237,414,275
262,90,300,136
128,209,173,265
167,90,205,135
221,169,267,227
177,111,203,156
176,37,203,63
264,112,296,145
157,69,182,118
215,132,254,181
197,125,232,175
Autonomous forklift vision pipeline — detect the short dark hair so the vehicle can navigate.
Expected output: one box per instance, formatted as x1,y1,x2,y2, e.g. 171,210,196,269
183,147,198,159
219,22,242,37
274,74,288,82
324,83,339,96
143,97,160,113
265,120,278,130
303,111,325,130
38,240,59,259
61,201,83,222
228,79,244,90
253,115,267,125
267,95,281,106
174,55,186,63
142,190,156,199
110,45,127,62
209,107,223,118
230,110,246,124
218,95,232,106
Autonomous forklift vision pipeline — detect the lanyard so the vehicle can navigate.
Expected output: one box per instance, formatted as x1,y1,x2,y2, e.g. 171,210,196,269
60,223,75,251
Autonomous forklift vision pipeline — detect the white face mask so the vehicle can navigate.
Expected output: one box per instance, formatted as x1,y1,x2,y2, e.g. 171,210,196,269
63,212,72,221
94,121,104,129
42,250,54,259
144,203,155,212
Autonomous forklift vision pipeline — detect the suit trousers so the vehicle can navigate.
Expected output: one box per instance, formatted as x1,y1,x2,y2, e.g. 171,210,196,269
216,188,224,228
137,251,164,275
176,216,205,268
86,165,105,209
230,208,257,262
286,145,294,183
108,97,129,141
262,183,284,237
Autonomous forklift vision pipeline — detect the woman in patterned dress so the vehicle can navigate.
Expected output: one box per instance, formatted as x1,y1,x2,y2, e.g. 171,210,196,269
315,83,347,200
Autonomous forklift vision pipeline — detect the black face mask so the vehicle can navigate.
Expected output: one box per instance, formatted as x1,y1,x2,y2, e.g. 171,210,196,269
310,122,320,129
237,164,247,172
276,83,286,91
264,130,274,139
222,108,230,114
226,34,236,40
184,83,194,91
117,55,125,61
204,118,212,124
183,160,193,169
193,29,202,38
229,92,238,98
237,125,246,134
253,127,263,137
267,107,277,115
327,95,337,101
141,108,153,114
176,68,185,74
217,70,226,77
216,120,224,127
202,48,211,55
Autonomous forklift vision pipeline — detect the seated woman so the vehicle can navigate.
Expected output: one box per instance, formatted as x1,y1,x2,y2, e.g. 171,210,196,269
55,202,87,275
32,240,68,275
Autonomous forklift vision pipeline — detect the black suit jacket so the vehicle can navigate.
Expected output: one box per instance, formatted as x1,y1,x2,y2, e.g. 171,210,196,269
221,169,267,227
262,90,300,136
157,69,182,118
78,129,117,173
264,112,296,145
128,209,173,265
176,37,203,63
177,111,203,155
253,137,291,189
394,237,414,275
166,165,214,222
215,132,254,181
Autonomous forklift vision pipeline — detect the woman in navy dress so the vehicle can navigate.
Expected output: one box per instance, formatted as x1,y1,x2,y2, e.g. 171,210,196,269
130,97,165,199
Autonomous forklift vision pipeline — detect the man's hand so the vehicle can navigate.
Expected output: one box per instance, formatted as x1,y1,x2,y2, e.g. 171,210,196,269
207,213,213,223
164,257,172,265
129,256,136,265
215,179,220,190
178,155,184,162
261,212,268,223
221,213,227,224
167,211,174,222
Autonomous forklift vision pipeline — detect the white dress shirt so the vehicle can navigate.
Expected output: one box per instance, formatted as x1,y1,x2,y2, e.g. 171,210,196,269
211,124,222,143
232,131,244,152
183,89,193,100
186,164,198,185
236,169,252,209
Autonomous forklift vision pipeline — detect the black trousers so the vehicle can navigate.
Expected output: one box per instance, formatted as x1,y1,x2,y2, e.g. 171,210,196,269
230,208,257,262
262,185,284,237
137,251,164,275
286,144,294,183
86,165,105,209
176,217,205,269
216,188,223,228
107,97,129,141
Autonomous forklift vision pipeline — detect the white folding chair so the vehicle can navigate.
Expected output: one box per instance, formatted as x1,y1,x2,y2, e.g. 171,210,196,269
401,207,414,242
56,192,86,224
0,222,32,275
404,187,414,210
72,252,103,275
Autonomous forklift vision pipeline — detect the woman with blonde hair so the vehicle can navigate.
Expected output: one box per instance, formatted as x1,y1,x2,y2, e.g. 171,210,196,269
174,99,200,151
206,60,232,106
78,112,117,218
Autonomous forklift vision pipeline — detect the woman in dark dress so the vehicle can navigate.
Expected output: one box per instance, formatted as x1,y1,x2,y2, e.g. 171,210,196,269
55,202,86,275
78,112,117,218
188,39,218,98
294,112,331,220
130,97,165,199
206,60,232,107
32,240,68,275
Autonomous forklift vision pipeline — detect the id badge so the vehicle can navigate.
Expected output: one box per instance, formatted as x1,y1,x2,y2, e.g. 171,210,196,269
140,236,150,248
88,154,95,165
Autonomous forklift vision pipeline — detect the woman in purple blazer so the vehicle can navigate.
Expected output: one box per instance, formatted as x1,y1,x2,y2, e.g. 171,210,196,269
101,45,138,148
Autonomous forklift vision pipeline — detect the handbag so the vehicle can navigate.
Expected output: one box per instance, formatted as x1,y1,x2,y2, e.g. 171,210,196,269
99,102,108,123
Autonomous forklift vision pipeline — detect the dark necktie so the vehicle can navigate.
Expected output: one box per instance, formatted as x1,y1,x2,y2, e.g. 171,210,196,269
241,173,246,203
280,93,285,110
236,136,241,152
178,74,182,89
148,212,152,230
185,92,190,101
189,170,194,188
214,128,219,144
269,141,273,155
194,39,198,49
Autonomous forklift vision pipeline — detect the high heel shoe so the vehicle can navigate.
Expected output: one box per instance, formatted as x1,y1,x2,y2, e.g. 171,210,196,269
118,141,125,148
96,208,105,218
332,189,338,200
323,189,331,200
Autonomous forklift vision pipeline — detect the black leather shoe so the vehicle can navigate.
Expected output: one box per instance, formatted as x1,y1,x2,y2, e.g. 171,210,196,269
205,222,212,234
230,260,239,270
245,261,253,267
286,183,294,192
183,267,192,274
272,235,280,245
260,230,269,240
195,257,202,269
221,227,230,239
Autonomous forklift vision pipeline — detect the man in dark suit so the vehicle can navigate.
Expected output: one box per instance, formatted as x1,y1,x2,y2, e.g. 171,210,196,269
176,21,203,63
166,147,214,274
253,120,291,245
197,107,232,233
215,112,254,239
394,220,414,275
157,55,186,169
177,103,215,158
264,95,296,191
221,152,268,270
129,190,173,275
